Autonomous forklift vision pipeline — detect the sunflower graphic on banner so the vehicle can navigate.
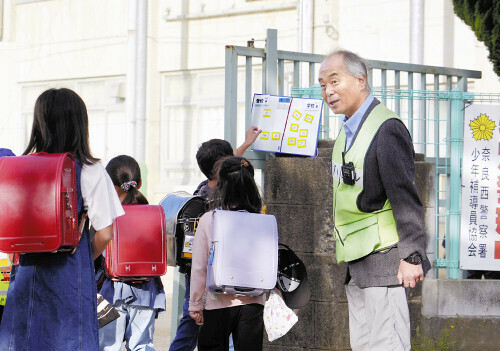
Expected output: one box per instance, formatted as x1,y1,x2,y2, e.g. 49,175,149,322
460,104,500,271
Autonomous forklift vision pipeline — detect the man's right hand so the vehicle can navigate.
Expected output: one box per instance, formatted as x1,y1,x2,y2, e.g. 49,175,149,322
397,260,424,288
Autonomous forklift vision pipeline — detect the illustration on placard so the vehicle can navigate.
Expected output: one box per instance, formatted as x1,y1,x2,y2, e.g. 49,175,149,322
250,94,323,156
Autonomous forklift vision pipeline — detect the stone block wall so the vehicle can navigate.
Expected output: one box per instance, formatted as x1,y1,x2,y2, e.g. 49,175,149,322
263,140,350,350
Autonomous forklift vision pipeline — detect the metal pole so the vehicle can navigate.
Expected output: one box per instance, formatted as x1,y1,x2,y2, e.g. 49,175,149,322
408,72,414,137
410,0,424,152
298,0,313,87
420,73,427,154
246,56,254,130
0,0,4,41
433,74,440,279
127,0,137,157
448,88,464,279
265,29,278,95
395,70,401,116
134,0,147,164
443,0,455,68
381,69,387,105
170,1,189,340
410,0,424,65
224,46,238,146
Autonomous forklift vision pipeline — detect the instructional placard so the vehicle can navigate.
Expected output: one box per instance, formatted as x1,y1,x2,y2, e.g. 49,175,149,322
250,94,323,156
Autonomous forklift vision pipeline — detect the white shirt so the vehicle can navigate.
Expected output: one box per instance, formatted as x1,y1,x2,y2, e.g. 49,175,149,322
81,162,124,231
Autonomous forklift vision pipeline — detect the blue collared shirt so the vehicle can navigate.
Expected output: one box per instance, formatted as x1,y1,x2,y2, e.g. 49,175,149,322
343,94,375,151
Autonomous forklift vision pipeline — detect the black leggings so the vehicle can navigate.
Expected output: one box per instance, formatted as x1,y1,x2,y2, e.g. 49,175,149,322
198,303,264,351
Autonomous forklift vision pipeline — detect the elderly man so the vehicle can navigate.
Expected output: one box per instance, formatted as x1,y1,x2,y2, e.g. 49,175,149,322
319,50,430,351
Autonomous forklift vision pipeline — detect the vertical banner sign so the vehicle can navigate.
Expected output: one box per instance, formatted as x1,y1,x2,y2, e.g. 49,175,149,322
460,104,500,270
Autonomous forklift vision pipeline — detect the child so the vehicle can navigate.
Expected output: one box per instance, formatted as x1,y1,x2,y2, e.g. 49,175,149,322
98,155,166,351
0,88,124,351
189,156,265,351
169,127,261,351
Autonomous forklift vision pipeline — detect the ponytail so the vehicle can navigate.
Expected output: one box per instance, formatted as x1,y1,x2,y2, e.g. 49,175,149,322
122,186,148,205
215,156,261,213
106,155,148,205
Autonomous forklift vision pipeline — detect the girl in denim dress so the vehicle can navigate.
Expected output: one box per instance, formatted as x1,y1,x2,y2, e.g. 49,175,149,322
0,88,124,351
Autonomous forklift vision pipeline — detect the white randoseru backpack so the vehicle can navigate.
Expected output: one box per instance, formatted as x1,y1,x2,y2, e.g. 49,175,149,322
206,210,279,296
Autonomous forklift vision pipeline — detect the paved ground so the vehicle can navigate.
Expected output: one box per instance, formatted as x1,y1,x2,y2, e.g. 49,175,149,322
120,269,175,350
153,270,175,350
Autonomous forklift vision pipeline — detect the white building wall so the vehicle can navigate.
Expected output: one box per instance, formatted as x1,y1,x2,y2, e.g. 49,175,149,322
0,0,498,204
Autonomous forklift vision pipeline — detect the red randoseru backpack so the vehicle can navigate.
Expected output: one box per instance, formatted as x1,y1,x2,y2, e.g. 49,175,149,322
105,204,167,281
0,153,79,253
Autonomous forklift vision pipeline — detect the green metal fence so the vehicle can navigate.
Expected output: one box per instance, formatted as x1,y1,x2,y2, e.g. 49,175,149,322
291,86,500,279
225,28,481,165
224,28,499,279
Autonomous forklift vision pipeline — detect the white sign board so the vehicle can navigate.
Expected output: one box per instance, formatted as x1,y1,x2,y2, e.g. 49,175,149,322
251,94,323,157
460,104,500,271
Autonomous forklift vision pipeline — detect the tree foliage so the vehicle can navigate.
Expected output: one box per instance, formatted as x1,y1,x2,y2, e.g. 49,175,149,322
453,0,500,77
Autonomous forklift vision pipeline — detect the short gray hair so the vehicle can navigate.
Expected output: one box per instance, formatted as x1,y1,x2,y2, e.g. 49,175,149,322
326,49,371,93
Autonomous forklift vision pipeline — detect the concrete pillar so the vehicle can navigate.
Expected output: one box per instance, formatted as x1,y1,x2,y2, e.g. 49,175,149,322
263,140,350,350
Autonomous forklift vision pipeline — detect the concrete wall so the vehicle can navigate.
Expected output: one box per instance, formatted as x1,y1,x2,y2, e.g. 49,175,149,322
419,279,500,350
262,141,500,350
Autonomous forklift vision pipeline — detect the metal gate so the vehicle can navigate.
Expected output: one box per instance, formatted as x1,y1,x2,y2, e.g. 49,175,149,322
223,28,500,280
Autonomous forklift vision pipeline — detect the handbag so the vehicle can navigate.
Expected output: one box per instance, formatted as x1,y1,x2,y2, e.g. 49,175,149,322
96,293,120,328
264,290,298,341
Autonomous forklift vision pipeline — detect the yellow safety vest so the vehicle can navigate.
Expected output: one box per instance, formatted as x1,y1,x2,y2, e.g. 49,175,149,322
332,104,400,263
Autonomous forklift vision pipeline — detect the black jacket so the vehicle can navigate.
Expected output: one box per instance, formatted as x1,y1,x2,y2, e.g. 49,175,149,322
344,99,430,288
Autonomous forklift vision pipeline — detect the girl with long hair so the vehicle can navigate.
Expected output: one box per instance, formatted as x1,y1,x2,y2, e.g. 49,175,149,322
0,88,124,350
188,156,265,351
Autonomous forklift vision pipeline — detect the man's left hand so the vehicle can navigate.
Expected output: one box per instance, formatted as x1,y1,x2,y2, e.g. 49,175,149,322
397,261,424,288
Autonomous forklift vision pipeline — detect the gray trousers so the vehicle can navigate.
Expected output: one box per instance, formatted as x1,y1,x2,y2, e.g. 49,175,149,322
346,280,411,351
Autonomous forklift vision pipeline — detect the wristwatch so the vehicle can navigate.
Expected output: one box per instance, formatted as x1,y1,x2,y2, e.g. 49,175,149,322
403,252,423,265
